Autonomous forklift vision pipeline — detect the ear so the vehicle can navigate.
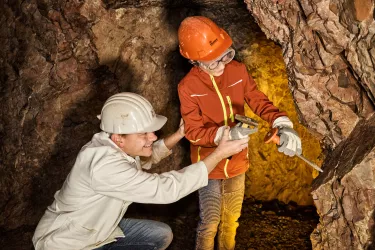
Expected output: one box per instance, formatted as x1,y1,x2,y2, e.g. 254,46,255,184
110,134,123,146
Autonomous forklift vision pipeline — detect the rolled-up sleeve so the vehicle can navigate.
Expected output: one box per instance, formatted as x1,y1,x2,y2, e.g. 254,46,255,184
141,139,172,170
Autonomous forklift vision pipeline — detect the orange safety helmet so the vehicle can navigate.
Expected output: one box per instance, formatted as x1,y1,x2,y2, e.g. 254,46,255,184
178,16,233,61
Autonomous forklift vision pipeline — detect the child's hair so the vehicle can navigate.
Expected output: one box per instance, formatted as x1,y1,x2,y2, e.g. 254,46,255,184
231,44,243,63
188,60,200,67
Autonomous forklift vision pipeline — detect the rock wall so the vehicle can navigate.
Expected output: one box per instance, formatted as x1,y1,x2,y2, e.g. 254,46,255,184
311,114,375,249
244,0,375,148
2,1,373,243
241,37,322,205
243,0,375,248
0,0,265,230
1,0,118,229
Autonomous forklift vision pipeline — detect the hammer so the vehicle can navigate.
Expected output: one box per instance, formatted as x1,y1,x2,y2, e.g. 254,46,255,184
234,114,259,134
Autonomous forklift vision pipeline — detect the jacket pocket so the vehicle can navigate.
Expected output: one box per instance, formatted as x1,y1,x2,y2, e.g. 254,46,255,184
227,150,249,176
44,217,97,250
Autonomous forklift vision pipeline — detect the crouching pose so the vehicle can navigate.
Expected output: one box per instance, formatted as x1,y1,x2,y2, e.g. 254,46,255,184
32,92,248,250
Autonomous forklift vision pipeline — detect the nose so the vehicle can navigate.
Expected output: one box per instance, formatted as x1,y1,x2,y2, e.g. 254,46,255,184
147,132,157,142
216,61,225,71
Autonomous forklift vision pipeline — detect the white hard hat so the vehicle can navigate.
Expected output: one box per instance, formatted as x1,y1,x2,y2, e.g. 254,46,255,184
98,92,167,134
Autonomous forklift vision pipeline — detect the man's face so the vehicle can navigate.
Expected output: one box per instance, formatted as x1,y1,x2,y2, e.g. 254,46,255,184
120,132,157,157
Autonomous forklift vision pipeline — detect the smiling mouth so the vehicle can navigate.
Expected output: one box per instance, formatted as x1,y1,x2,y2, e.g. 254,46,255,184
144,144,152,148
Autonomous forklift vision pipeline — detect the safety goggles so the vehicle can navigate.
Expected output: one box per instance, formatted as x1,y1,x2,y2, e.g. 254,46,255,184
200,48,235,70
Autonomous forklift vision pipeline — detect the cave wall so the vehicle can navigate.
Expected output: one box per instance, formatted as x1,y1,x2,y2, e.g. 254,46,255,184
245,0,375,148
241,37,322,205
0,0,265,230
243,0,375,248
0,0,120,229
311,115,375,249
2,2,374,245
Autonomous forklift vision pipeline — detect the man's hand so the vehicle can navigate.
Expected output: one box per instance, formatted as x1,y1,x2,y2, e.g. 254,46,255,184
204,127,249,173
216,126,249,158
177,118,185,137
164,118,185,150
214,123,254,145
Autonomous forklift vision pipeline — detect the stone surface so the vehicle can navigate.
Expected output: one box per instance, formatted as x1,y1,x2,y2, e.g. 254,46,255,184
241,37,322,205
0,0,267,231
243,0,375,248
311,114,375,249
1,1,375,249
244,0,375,149
0,0,119,229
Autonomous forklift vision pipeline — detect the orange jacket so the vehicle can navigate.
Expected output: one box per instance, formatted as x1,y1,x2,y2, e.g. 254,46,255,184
178,61,287,179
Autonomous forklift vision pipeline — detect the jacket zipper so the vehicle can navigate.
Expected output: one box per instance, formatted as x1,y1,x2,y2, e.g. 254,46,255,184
223,159,230,178
226,96,234,123
210,75,228,126
210,75,230,178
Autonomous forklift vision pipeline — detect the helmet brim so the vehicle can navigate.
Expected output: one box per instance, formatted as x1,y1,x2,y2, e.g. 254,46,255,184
143,115,167,133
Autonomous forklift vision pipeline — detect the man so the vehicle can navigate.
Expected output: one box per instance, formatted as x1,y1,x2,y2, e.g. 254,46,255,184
177,16,302,249
32,92,249,250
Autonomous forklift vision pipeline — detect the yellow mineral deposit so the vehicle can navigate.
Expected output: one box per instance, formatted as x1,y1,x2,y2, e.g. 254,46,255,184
240,36,323,205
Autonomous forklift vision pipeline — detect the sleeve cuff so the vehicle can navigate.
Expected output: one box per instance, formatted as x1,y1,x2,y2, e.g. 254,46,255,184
213,126,226,145
156,139,173,156
196,161,209,187
272,116,293,128
141,139,172,169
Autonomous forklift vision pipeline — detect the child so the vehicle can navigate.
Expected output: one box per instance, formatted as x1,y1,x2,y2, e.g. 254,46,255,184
177,16,302,249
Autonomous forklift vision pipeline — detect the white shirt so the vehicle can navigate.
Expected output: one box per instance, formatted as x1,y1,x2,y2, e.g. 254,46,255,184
33,131,208,250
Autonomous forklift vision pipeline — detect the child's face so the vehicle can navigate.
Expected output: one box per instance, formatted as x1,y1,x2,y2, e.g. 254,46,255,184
200,62,226,76
120,132,157,157
199,48,235,76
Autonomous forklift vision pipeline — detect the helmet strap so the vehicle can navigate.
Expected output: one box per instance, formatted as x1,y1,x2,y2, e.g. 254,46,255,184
189,60,200,67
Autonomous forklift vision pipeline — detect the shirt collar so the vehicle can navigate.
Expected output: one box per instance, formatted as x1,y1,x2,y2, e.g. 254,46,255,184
97,131,137,163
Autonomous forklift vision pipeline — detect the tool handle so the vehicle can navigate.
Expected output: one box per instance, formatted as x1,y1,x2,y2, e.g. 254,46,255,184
264,127,280,145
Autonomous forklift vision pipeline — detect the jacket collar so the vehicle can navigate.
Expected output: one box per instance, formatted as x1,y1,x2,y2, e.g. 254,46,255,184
95,132,137,163
191,66,225,88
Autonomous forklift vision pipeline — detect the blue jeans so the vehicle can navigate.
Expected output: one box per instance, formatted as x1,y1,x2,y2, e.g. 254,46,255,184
95,218,173,250
195,173,245,250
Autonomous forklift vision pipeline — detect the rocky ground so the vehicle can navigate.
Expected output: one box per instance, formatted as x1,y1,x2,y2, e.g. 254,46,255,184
1,194,318,250
129,194,319,250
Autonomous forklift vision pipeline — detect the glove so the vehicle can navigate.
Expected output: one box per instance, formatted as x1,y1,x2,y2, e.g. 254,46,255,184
214,123,254,145
272,116,302,156
229,123,254,140
272,116,294,129
277,127,302,157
